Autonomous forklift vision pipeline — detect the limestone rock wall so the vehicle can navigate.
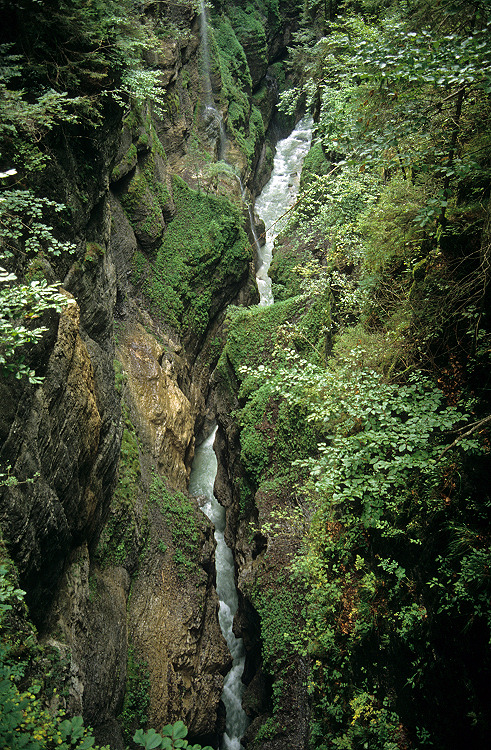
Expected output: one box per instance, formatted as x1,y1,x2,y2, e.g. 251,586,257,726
127,506,230,741
117,323,194,491
0,1,301,746
0,294,121,624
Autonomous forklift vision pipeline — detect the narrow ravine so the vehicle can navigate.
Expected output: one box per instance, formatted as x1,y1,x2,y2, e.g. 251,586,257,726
189,429,248,750
189,116,313,749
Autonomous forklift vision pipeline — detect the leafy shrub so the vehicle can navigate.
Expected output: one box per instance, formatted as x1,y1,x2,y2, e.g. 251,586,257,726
133,720,212,750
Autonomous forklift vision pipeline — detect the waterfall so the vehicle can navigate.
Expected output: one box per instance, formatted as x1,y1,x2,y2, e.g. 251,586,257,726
199,0,213,106
198,0,227,160
254,116,313,305
189,429,248,750
188,117,313,750
236,176,263,269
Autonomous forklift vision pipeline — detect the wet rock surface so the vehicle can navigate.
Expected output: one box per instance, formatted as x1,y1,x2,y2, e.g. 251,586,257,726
0,296,120,623
128,507,230,738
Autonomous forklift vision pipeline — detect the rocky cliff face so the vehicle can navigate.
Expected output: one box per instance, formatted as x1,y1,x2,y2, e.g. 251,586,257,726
0,1,301,747
0,291,121,625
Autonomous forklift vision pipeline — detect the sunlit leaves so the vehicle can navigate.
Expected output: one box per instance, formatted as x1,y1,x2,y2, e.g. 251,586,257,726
242,347,481,530
354,18,491,91
133,721,213,750
0,271,72,383
0,190,76,258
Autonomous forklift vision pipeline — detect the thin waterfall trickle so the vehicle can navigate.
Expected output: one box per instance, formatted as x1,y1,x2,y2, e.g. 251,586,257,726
199,0,213,106
255,116,313,305
236,176,263,268
189,429,248,750
199,0,227,161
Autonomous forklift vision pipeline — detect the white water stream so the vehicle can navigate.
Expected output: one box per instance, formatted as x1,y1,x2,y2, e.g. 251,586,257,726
254,116,313,305
189,429,247,750
188,118,313,749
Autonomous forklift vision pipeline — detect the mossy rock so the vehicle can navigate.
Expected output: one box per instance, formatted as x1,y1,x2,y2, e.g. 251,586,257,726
140,176,251,343
120,168,166,252
111,143,138,183
228,6,268,88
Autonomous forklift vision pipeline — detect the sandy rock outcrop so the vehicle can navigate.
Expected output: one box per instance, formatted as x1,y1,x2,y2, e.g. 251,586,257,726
117,323,194,491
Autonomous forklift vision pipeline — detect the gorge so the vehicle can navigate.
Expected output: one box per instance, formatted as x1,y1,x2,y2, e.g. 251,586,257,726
1,2,490,750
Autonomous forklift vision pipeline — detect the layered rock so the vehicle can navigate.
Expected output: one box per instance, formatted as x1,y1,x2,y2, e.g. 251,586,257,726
117,323,194,491
0,1,302,746
0,294,121,624
43,544,130,747
127,506,230,741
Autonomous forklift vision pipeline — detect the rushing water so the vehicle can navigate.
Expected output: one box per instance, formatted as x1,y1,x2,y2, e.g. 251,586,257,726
188,118,313,749
254,116,313,305
189,429,248,750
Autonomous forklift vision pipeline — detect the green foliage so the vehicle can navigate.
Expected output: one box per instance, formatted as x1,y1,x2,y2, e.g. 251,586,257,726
285,4,491,237
227,5,268,76
0,559,106,750
0,176,76,388
213,14,252,93
358,175,426,276
119,645,150,741
0,559,207,750
300,141,331,185
0,187,77,259
237,374,319,488
0,264,73,383
133,720,213,750
0,0,168,186
131,249,148,285
253,583,302,670
218,292,331,385
250,348,481,525
0,46,85,173
240,341,488,745
204,3,491,747
96,401,142,567
0,563,25,621
269,238,309,301
254,716,279,743
212,13,265,165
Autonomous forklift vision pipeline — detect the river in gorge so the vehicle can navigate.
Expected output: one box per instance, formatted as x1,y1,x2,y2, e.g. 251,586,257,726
189,428,246,750
255,116,313,305
189,116,312,750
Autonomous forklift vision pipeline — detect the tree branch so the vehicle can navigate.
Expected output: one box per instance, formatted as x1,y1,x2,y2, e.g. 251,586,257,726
439,414,491,458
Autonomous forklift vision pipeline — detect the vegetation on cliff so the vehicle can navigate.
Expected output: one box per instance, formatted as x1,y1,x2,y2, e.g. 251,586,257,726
213,0,491,748
1,0,490,749
132,176,251,343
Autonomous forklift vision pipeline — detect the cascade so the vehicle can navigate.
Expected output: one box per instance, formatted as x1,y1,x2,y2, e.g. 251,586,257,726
199,0,227,160
189,429,248,750
188,117,313,749
254,115,313,305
